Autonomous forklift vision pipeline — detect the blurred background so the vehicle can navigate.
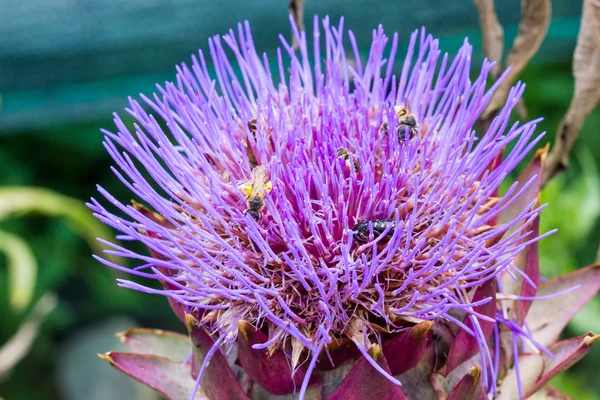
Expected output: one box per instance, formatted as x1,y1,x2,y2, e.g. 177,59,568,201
0,0,599,399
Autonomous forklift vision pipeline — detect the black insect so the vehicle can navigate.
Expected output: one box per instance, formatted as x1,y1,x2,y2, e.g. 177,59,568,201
245,208,261,221
239,166,271,222
244,190,267,222
379,106,419,143
247,118,257,131
396,109,418,142
337,147,360,172
352,219,396,242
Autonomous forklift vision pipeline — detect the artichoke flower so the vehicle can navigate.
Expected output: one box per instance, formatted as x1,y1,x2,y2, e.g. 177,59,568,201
91,16,600,400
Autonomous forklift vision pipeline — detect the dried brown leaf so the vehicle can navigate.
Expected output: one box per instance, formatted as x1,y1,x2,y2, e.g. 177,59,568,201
289,0,306,50
496,353,544,400
481,0,551,119
544,3,600,184
515,97,528,120
586,0,600,49
474,0,504,78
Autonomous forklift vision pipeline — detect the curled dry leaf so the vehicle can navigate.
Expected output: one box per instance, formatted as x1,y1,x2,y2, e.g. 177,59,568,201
481,0,551,120
289,0,306,49
514,98,528,120
474,0,504,79
474,0,528,126
544,0,600,184
586,0,600,49
496,145,546,229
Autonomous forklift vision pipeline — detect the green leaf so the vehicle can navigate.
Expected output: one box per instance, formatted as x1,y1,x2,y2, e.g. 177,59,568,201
0,293,58,377
0,230,37,310
0,186,123,266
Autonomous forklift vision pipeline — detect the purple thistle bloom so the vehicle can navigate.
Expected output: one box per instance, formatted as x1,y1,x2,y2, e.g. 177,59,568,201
90,15,551,398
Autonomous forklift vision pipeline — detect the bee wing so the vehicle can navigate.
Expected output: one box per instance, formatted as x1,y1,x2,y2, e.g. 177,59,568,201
249,166,270,198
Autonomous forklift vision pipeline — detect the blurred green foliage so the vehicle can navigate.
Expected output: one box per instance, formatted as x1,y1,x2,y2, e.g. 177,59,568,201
0,120,182,398
0,60,599,400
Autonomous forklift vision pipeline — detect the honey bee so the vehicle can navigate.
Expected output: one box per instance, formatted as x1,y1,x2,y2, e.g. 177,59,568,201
337,147,360,172
247,118,258,139
244,118,259,168
238,165,272,221
352,219,396,242
394,106,419,141
379,106,419,142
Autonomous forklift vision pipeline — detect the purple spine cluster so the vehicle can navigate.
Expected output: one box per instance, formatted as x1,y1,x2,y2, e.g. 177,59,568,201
90,16,548,396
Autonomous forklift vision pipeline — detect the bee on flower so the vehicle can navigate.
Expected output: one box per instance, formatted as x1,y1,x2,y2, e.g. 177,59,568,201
92,15,600,400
